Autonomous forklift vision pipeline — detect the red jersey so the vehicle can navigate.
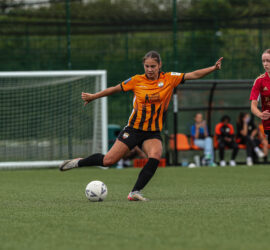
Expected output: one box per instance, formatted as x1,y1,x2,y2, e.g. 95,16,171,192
250,72,270,130
121,72,185,131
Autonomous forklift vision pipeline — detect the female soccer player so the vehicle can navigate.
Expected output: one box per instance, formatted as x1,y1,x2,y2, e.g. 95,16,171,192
250,49,270,144
60,51,223,201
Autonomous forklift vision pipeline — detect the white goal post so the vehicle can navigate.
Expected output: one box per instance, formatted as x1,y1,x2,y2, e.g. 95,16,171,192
0,70,107,169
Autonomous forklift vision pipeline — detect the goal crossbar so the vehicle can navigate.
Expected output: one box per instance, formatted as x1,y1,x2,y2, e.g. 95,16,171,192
0,70,107,77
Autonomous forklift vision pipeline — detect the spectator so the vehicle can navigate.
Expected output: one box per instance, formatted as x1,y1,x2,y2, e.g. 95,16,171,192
215,115,239,167
117,146,146,169
236,112,265,166
258,123,268,163
191,113,216,166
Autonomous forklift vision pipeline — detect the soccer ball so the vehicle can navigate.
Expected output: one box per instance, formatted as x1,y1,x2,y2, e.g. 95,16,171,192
85,180,108,202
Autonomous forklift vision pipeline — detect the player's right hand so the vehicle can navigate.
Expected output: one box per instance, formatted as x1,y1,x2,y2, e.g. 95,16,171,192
261,110,270,120
81,92,94,106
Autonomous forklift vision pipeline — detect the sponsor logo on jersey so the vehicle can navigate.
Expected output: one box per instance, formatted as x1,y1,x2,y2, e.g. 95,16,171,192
263,86,269,91
171,72,181,76
145,93,161,103
122,132,129,139
158,81,164,88
124,78,132,85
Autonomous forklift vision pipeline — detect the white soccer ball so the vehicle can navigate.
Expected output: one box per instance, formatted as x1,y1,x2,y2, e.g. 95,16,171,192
85,180,108,202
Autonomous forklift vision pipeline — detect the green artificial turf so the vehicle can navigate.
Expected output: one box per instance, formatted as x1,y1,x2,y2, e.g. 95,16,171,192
0,166,270,250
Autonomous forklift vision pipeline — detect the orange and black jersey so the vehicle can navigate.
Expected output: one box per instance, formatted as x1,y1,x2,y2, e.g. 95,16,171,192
215,122,235,138
120,72,185,132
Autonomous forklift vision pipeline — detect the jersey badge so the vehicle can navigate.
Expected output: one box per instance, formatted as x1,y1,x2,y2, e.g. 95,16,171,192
263,86,269,91
158,81,164,88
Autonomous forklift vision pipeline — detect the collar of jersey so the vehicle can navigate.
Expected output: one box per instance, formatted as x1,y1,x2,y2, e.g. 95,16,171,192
143,72,165,81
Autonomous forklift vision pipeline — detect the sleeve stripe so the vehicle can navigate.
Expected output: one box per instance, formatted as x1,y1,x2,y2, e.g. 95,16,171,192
181,73,185,84
120,83,124,92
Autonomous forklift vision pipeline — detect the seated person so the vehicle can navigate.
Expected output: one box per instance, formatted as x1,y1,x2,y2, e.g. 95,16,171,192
215,115,239,167
117,146,146,169
258,123,268,163
236,112,264,166
190,113,215,166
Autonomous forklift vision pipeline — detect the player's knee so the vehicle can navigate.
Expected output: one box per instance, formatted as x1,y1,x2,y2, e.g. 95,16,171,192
148,152,162,160
206,137,212,143
103,155,117,166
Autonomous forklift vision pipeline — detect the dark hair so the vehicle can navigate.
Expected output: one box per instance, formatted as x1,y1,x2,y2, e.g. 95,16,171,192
237,112,246,126
238,112,246,122
263,49,270,55
237,112,254,127
221,115,231,123
143,51,162,64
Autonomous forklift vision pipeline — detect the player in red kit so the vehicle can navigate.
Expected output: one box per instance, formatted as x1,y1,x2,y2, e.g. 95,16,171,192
250,49,270,143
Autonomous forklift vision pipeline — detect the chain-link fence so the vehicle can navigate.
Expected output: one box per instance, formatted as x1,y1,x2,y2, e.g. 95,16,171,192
1,0,270,137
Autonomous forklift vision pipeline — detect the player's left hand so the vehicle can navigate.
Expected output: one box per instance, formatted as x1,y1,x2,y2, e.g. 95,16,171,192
81,92,95,106
215,57,223,70
261,110,270,120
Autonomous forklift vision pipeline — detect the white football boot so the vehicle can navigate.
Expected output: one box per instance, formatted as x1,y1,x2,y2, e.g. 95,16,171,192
59,158,81,171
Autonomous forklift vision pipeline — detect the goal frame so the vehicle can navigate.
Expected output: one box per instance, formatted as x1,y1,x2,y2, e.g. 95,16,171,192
0,70,108,169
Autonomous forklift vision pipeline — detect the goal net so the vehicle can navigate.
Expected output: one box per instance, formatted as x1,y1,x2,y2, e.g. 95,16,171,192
0,71,107,169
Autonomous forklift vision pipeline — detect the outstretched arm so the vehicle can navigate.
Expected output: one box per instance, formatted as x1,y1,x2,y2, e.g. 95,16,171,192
184,57,223,80
82,84,122,106
251,100,270,120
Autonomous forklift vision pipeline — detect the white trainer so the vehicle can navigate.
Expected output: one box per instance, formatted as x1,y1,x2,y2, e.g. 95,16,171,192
246,157,253,166
59,158,81,171
220,160,226,167
229,160,236,167
254,147,265,158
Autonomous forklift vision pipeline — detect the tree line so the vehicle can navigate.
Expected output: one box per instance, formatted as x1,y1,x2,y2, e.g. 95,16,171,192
0,0,270,35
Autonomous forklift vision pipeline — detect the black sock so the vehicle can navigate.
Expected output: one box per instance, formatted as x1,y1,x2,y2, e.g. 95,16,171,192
264,156,268,163
132,158,159,192
78,153,104,167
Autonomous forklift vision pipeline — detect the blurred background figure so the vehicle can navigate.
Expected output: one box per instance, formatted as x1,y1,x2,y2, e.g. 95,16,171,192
258,123,268,163
190,113,216,166
236,112,264,166
215,115,239,167
116,146,146,169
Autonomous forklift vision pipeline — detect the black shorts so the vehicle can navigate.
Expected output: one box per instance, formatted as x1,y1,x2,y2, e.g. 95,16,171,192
117,126,163,150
